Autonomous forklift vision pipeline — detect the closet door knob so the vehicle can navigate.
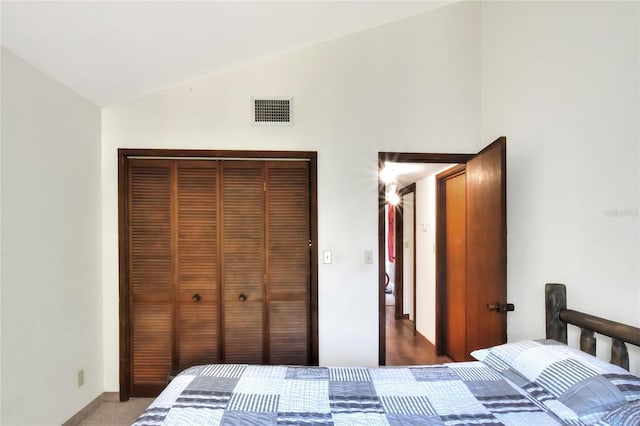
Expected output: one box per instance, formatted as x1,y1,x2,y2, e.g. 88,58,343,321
239,293,248,302
192,293,201,302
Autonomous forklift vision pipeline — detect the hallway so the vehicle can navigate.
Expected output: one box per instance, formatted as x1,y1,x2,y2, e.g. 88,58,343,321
385,305,451,366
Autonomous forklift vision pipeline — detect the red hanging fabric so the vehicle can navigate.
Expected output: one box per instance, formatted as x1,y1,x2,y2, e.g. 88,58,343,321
387,206,395,263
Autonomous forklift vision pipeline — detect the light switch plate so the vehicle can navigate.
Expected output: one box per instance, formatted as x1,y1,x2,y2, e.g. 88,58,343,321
323,250,332,264
364,250,373,264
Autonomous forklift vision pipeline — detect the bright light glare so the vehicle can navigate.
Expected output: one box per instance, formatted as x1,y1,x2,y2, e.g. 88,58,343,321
379,166,395,184
386,190,400,205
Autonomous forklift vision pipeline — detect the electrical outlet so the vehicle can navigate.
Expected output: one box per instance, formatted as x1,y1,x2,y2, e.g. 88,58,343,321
78,369,84,387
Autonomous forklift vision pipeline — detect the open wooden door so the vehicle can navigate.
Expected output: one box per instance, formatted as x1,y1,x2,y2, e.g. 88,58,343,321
440,167,467,362
436,137,508,361
465,137,509,354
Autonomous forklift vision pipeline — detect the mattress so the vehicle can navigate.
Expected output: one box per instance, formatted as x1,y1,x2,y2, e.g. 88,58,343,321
132,361,562,425
133,339,640,425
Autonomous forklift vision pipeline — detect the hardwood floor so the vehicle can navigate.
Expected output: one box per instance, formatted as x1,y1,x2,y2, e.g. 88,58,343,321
385,305,451,365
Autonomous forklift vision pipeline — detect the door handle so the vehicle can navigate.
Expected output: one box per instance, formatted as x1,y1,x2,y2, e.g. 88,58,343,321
239,293,248,302
192,293,201,302
487,302,514,313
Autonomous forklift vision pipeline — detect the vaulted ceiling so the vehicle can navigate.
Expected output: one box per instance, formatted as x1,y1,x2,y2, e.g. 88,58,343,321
1,1,451,106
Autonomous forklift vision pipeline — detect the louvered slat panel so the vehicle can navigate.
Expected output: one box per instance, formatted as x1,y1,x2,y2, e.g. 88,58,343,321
178,303,218,370
266,163,310,297
224,302,264,363
266,162,310,364
132,304,172,381
129,162,173,388
222,163,265,362
269,301,308,364
176,162,219,370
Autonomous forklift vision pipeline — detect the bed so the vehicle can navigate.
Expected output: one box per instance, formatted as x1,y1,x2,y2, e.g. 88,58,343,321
133,284,640,425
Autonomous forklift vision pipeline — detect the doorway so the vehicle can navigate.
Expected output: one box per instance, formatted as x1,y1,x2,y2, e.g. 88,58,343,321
378,153,471,365
378,137,508,365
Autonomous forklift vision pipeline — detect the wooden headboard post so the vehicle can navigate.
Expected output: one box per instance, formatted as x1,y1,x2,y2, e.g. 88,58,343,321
545,282,640,370
545,283,567,344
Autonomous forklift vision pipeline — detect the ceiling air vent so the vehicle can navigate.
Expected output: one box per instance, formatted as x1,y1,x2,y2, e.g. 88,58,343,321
252,97,293,125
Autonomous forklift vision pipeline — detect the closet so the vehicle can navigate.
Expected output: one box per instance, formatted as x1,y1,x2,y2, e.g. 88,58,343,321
119,151,317,398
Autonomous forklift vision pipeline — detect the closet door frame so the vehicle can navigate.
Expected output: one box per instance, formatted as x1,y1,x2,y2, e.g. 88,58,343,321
118,149,318,401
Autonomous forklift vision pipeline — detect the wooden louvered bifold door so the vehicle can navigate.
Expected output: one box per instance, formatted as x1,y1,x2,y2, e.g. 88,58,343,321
266,162,310,364
127,157,313,396
129,160,174,395
176,161,220,372
221,162,266,363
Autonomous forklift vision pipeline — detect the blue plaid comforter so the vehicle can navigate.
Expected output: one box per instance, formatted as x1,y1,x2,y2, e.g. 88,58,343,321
133,362,564,425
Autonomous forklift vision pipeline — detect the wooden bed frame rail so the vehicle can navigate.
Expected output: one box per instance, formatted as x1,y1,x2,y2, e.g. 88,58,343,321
546,283,640,370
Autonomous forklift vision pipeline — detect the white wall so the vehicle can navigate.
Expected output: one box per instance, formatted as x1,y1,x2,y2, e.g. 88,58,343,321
1,48,102,424
415,174,437,343
100,0,640,391
402,192,414,319
0,44,4,424
481,1,640,372
102,1,481,389
384,205,394,290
